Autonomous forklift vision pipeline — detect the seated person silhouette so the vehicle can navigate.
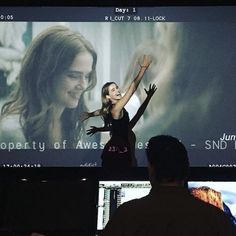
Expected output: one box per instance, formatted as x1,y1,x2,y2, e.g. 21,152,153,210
101,135,236,236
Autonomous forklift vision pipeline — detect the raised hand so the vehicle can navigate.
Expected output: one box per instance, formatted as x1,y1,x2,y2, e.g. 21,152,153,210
144,84,157,98
138,55,152,69
86,126,98,136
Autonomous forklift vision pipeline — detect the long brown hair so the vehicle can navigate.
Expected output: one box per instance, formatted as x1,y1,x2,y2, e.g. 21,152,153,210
100,82,116,126
1,25,97,147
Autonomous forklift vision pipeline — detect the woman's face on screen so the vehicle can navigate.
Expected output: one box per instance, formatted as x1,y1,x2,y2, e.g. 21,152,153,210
52,51,93,109
106,83,122,103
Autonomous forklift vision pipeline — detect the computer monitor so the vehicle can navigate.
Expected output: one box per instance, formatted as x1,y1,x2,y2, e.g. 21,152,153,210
188,181,236,226
97,181,150,230
97,180,236,231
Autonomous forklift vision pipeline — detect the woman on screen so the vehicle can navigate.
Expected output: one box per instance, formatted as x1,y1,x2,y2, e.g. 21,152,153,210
81,55,151,167
0,25,97,148
86,83,157,167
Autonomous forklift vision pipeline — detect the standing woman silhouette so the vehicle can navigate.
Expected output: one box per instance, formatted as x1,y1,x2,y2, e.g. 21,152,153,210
81,55,151,168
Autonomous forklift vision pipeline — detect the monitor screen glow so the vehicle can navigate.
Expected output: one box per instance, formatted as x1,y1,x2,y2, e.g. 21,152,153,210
97,180,236,230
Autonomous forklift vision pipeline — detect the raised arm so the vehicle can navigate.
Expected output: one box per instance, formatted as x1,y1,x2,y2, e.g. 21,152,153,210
129,84,157,129
79,109,101,122
111,55,151,118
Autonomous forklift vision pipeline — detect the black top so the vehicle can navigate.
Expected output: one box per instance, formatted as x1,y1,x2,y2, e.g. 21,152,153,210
110,108,130,141
101,185,236,236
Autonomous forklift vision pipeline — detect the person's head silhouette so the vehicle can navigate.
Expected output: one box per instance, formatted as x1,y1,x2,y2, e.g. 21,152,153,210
146,135,189,186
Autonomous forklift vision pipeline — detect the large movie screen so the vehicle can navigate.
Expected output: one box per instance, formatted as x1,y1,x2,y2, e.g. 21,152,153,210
0,6,236,167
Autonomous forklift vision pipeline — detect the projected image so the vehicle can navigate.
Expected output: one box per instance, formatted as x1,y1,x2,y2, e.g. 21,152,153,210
188,181,236,226
0,14,236,167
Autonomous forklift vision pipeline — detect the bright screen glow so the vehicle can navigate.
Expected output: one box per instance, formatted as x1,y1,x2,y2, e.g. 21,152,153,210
97,181,236,230
0,7,236,167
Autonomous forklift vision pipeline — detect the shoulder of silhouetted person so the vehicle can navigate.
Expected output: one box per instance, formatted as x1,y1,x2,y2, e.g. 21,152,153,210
100,135,236,236
30,233,46,236
100,185,236,236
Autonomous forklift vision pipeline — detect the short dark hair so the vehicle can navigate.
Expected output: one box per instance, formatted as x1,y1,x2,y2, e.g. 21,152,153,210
146,135,189,182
